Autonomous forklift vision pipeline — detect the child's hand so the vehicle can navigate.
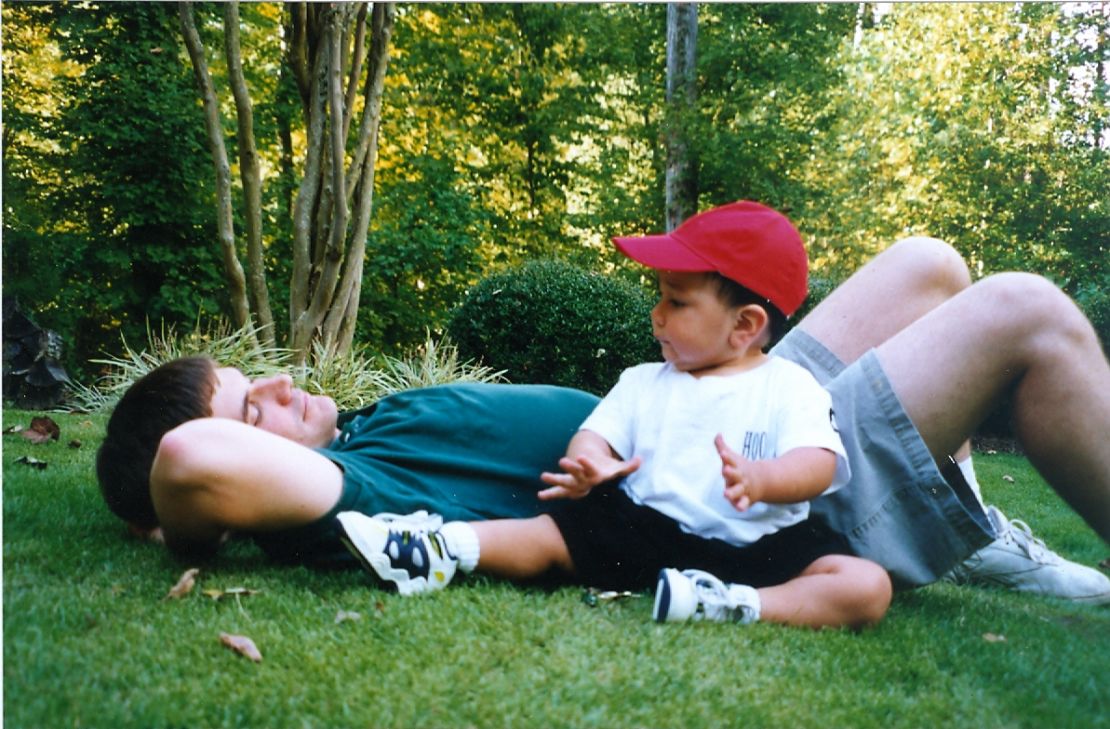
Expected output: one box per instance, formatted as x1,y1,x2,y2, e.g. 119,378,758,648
538,454,642,501
716,433,766,512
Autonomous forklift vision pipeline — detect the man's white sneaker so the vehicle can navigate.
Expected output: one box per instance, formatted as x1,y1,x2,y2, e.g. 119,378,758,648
335,511,458,596
945,505,1110,605
653,568,761,624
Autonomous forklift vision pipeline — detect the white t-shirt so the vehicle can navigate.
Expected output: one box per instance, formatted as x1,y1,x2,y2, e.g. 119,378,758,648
580,359,849,546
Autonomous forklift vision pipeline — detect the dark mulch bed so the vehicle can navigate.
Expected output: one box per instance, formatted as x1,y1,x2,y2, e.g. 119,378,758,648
972,435,1023,455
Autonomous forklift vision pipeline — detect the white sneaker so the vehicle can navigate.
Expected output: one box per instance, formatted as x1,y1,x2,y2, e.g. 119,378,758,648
335,511,458,596
372,510,444,532
945,506,1110,605
653,568,761,624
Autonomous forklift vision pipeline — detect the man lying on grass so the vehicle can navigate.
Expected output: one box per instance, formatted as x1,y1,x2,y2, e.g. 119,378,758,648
97,204,1110,625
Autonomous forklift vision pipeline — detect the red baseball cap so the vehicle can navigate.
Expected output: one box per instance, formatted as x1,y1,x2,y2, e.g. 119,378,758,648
612,201,808,317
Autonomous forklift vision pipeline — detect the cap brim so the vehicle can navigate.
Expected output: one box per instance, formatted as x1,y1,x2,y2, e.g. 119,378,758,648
612,234,715,272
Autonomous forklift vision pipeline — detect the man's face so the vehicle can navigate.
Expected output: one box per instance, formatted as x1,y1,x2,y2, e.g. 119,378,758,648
209,367,339,448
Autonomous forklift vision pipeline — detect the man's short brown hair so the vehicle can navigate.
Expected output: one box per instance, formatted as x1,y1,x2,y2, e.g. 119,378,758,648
96,356,217,527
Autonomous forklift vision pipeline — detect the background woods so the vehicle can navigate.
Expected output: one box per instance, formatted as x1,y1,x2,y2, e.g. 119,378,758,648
3,2,1108,384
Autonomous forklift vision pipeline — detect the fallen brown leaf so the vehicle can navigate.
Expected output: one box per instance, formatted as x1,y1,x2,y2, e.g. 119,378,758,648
219,632,262,663
164,568,200,600
21,416,60,444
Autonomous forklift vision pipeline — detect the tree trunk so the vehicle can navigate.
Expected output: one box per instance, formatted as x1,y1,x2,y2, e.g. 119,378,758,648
177,2,253,334
180,2,394,363
665,2,698,231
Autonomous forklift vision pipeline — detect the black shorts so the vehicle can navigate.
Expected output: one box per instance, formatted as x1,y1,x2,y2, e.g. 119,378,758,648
548,485,852,591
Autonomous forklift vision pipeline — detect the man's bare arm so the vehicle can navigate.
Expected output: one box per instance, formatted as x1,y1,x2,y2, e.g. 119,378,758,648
150,418,344,557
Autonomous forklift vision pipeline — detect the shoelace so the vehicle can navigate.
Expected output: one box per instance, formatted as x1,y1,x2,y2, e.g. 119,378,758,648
1004,517,1056,564
688,572,741,618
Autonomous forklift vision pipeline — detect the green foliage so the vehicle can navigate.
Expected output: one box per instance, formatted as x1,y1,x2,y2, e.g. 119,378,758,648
798,3,1109,287
386,3,665,265
357,155,491,355
2,3,226,383
4,426,1108,728
694,3,857,210
1074,273,1110,354
4,2,1106,384
448,260,659,395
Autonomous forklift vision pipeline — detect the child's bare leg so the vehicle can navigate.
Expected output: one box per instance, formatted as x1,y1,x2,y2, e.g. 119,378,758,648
471,515,574,579
876,273,1110,543
758,555,892,629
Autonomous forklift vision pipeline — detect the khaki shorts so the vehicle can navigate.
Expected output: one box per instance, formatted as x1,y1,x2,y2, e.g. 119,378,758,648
772,328,994,589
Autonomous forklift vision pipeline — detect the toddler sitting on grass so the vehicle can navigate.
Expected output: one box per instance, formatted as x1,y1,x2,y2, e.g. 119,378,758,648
337,202,892,629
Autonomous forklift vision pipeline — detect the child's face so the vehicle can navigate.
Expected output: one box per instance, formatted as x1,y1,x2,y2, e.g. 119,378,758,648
651,272,743,374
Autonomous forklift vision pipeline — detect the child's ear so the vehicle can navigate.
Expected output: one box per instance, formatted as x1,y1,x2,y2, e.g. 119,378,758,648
730,305,769,349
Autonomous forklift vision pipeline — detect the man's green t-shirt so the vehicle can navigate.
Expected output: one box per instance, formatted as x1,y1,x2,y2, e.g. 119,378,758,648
251,382,599,564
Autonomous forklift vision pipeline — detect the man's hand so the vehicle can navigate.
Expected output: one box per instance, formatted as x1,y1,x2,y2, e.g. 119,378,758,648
538,453,642,501
717,433,768,512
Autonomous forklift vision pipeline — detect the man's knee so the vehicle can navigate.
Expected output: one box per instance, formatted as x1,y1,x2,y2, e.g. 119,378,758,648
887,236,971,296
976,272,1091,337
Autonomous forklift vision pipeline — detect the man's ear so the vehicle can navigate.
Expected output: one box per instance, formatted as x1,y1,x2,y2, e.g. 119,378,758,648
730,304,770,349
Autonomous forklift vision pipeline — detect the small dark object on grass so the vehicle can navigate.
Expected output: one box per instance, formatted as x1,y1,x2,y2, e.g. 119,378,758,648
582,588,637,607
2,298,72,410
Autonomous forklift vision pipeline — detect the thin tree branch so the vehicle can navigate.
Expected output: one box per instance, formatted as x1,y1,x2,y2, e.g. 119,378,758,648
346,2,387,208
287,2,311,115
342,3,369,143
224,1,275,347
327,2,395,353
289,11,331,353
177,1,253,333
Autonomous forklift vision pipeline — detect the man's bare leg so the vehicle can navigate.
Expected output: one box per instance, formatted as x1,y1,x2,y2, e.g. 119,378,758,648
794,236,1110,534
795,238,1110,602
796,236,972,364
876,272,1110,544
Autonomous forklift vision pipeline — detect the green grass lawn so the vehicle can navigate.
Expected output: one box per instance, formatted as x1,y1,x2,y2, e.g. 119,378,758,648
4,409,1108,728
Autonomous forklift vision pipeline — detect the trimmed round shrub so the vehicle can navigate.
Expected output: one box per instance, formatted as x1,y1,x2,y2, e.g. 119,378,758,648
447,260,659,395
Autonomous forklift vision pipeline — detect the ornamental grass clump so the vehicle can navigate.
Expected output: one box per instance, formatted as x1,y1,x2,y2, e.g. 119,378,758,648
298,334,505,411
68,318,503,414
69,319,290,412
